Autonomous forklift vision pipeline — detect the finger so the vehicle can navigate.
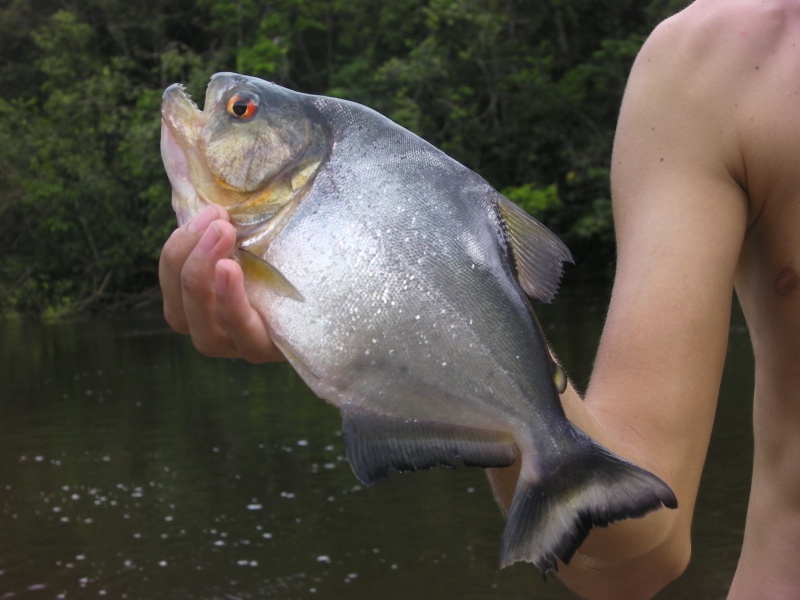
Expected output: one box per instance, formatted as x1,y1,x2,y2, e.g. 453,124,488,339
159,229,197,334
159,205,225,333
180,220,239,357
215,259,285,363
186,203,229,234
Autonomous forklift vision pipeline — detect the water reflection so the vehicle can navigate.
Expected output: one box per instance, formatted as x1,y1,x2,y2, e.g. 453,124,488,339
0,292,752,599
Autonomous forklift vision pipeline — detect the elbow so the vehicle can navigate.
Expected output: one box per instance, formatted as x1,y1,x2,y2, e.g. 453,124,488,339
627,538,691,600
648,517,693,592
558,524,692,600
657,535,692,591
626,532,693,599
626,528,693,599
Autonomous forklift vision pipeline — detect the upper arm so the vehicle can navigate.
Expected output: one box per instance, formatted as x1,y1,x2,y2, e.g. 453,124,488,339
590,7,750,481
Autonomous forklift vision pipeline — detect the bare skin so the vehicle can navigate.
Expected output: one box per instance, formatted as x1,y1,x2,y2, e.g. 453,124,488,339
158,1,800,597
159,205,282,364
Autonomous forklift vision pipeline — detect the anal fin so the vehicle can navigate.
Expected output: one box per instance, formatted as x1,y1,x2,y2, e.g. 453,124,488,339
341,408,517,486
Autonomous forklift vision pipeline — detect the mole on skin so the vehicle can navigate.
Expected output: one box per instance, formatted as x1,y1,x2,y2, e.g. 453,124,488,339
774,266,798,297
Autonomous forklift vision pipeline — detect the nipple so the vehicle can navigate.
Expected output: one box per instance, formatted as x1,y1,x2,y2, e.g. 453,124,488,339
774,266,798,297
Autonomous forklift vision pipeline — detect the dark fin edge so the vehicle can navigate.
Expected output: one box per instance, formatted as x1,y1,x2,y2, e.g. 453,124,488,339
341,408,517,486
496,195,573,303
500,439,678,576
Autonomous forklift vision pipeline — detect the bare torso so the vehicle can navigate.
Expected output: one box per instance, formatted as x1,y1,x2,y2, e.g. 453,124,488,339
734,171,800,592
688,1,800,596
730,52,800,600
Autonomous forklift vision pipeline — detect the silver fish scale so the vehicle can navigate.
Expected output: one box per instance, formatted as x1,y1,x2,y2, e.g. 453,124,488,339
246,98,558,437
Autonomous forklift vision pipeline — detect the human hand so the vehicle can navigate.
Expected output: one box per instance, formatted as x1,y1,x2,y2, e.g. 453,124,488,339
158,204,284,363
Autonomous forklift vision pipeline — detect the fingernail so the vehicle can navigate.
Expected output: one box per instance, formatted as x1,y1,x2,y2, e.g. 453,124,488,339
187,205,218,233
197,222,221,254
214,263,229,296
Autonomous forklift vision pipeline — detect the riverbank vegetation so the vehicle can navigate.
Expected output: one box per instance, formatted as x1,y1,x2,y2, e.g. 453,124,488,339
0,0,687,317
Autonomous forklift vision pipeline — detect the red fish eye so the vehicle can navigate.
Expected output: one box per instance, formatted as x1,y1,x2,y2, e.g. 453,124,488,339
227,93,258,119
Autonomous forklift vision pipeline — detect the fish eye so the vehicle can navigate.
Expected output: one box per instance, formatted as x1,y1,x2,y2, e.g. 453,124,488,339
226,92,259,120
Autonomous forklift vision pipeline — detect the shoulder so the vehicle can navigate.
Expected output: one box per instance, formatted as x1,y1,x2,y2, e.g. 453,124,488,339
633,0,800,205
613,0,800,200
648,0,799,42
637,0,800,77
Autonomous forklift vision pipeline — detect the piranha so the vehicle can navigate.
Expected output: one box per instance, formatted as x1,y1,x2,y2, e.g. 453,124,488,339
160,72,677,575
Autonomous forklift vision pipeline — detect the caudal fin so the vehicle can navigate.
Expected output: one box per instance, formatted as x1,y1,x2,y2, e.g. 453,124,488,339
500,438,677,575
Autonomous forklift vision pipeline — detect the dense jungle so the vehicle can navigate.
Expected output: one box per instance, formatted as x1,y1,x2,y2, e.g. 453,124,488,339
0,0,688,317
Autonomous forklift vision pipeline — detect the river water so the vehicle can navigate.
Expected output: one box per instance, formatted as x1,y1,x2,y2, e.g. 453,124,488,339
0,290,753,599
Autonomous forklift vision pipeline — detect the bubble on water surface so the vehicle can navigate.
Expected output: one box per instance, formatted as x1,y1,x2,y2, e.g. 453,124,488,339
236,560,259,567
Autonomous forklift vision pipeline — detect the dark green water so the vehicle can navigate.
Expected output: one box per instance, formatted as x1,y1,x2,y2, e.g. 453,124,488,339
0,291,753,599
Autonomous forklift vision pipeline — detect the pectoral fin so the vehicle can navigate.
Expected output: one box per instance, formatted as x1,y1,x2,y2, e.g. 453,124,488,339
236,248,305,302
496,195,573,303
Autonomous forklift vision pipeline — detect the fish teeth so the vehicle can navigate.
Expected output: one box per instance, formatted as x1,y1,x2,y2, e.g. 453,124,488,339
176,83,199,110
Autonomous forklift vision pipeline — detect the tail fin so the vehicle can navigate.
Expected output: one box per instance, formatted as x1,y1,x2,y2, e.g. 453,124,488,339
500,438,677,575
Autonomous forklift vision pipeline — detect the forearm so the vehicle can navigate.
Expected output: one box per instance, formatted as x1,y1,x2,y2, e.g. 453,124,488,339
557,385,690,597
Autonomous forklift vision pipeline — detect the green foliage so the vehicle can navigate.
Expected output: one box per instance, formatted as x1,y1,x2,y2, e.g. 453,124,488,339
0,2,213,316
0,0,684,316
502,183,562,217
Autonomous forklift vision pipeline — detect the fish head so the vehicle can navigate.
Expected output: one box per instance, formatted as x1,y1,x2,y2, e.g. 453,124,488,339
161,72,327,227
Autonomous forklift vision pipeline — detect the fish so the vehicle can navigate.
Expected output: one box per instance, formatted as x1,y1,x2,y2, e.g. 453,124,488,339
160,72,677,575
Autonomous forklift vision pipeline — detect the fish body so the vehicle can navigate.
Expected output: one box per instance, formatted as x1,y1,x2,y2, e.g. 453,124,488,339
161,73,677,574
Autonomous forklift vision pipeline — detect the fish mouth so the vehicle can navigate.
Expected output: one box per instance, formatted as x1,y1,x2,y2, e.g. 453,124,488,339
161,74,326,231
161,84,209,226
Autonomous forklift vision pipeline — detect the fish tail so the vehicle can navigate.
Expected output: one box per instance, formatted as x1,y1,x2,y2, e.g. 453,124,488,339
499,434,677,575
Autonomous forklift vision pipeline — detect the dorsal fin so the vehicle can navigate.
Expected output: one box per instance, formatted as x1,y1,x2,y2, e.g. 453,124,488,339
495,195,573,303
